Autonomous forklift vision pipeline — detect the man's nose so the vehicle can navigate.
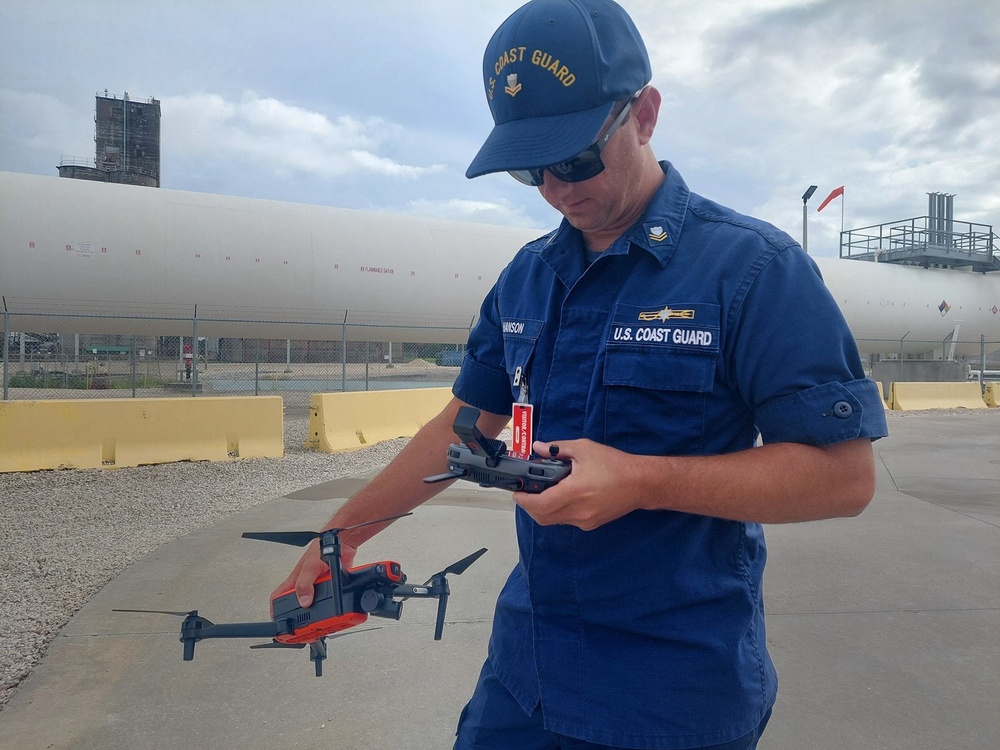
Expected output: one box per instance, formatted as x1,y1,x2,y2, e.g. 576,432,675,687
538,170,574,197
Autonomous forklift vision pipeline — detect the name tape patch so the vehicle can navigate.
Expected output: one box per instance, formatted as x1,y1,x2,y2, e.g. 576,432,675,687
607,302,720,351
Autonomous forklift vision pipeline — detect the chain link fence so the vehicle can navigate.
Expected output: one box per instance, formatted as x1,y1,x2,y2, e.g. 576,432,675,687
4,310,999,415
2,311,472,415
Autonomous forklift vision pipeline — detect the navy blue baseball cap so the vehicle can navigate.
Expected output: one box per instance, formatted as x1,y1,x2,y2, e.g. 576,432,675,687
466,0,651,179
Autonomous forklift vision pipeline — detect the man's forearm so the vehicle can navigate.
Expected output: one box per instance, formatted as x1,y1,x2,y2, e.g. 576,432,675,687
323,397,509,549
519,437,877,530
633,438,877,523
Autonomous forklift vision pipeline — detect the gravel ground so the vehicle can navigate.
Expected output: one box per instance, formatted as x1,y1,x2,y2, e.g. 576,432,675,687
0,413,409,710
2,406,996,711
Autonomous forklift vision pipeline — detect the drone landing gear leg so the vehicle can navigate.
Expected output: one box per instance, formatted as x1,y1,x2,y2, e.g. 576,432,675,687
309,638,328,677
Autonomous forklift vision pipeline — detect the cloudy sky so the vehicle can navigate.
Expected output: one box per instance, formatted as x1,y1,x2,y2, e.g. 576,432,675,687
1,0,997,258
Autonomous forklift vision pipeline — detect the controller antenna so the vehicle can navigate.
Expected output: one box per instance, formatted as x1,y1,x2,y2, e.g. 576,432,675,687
453,406,507,467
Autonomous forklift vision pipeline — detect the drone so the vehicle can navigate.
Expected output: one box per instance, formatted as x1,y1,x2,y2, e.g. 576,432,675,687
116,513,487,676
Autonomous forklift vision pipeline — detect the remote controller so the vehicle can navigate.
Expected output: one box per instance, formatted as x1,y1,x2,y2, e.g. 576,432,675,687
424,406,570,492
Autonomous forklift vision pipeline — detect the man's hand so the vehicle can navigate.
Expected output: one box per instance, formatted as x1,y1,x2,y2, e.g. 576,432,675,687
267,397,509,607
513,439,640,531
270,538,359,608
515,436,877,527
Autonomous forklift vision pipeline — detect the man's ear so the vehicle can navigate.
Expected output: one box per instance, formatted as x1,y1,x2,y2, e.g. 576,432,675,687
633,86,661,145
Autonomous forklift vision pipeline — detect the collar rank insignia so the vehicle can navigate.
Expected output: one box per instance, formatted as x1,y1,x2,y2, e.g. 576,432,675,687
648,225,668,242
638,306,696,321
505,74,522,97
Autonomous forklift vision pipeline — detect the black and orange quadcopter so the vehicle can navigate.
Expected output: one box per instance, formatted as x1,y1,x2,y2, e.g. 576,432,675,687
117,407,573,677
117,513,487,676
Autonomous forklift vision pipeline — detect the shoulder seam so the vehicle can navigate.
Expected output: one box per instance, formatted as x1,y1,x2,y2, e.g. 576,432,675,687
522,228,559,254
688,200,799,255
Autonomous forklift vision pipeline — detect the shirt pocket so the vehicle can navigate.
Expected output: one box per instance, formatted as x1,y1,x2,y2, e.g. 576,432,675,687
502,318,544,402
602,303,720,454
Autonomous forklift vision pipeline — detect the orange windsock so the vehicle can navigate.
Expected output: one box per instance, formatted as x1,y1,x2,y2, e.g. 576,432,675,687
816,186,844,212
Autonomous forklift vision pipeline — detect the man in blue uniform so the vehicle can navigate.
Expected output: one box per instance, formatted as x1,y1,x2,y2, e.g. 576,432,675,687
275,1,888,747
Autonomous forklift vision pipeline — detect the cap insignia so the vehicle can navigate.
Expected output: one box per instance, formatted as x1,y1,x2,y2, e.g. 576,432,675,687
505,73,522,97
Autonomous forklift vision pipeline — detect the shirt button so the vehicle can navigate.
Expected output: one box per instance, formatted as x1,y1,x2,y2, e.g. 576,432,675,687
832,400,853,418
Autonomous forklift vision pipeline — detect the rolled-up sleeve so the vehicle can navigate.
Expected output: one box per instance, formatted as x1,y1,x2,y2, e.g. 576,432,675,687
754,378,886,445
453,279,515,417
727,248,888,446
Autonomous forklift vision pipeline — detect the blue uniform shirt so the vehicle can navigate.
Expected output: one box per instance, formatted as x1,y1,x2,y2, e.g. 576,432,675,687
453,162,888,749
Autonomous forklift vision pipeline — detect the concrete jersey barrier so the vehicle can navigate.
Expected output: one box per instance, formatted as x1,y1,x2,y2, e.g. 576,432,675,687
887,381,988,411
306,388,455,453
0,397,283,473
984,382,998,408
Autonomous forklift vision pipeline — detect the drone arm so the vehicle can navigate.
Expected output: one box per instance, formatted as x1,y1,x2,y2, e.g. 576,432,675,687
392,578,450,640
391,581,444,599
389,548,487,640
180,615,294,660
197,621,292,639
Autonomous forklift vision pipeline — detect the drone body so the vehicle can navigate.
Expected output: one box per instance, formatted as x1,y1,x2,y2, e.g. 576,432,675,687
270,560,404,645
116,513,487,676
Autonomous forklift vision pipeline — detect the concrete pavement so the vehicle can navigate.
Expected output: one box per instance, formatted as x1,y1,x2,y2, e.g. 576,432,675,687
1,411,997,749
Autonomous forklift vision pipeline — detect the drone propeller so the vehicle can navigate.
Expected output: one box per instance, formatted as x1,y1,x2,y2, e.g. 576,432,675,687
391,547,488,640
113,608,197,617
423,547,488,585
250,625,382,650
432,547,487,640
241,512,414,547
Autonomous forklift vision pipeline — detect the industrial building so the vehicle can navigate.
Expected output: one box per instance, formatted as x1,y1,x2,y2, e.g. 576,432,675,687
58,91,161,187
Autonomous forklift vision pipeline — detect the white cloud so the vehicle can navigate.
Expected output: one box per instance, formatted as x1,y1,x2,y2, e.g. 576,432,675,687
346,149,446,179
0,89,92,164
0,2,996,243
626,0,1000,256
406,197,552,228
161,92,446,180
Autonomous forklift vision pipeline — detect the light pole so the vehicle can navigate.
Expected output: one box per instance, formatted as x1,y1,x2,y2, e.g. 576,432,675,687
801,185,817,254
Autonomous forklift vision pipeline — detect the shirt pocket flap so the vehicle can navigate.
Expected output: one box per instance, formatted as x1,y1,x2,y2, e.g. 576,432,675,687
502,319,543,376
604,347,716,393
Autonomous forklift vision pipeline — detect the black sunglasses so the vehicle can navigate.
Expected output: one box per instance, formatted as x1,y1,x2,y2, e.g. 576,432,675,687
508,91,641,187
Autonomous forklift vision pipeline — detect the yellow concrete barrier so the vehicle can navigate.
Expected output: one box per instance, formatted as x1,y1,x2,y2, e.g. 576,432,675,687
0,397,283,473
306,388,454,453
984,382,998,408
887,382,987,411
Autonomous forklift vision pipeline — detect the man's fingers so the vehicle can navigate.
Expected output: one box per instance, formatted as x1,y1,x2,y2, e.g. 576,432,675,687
534,439,578,460
293,555,327,608
295,576,315,608
276,539,359,609
534,440,558,458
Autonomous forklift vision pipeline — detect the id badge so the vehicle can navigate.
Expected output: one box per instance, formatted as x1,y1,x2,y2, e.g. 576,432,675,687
511,402,534,460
